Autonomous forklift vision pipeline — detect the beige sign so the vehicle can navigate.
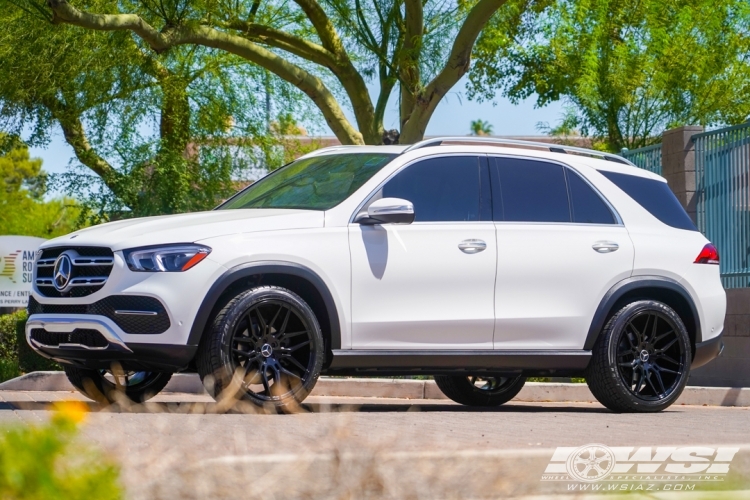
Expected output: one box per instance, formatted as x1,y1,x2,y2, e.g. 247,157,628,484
0,235,46,307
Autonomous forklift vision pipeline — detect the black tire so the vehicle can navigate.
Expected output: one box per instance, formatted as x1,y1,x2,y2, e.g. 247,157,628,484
196,286,325,410
586,300,691,413
434,375,526,407
64,365,172,404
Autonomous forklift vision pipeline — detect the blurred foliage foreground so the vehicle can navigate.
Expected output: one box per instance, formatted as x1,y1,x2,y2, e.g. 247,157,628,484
0,402,122,500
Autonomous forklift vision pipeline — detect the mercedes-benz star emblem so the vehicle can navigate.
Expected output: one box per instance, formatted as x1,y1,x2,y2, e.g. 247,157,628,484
260,344,274,358
53,254,72,291
640,350,650,362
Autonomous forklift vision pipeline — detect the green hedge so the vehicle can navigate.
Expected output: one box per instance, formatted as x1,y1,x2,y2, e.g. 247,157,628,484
0,311,59,382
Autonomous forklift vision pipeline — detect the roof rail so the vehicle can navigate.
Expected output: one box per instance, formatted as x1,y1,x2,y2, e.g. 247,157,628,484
401,136,634,166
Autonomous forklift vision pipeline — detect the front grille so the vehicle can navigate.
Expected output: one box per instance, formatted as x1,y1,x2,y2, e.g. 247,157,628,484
30,328,109,348
35,247,114,298
28,296,170,335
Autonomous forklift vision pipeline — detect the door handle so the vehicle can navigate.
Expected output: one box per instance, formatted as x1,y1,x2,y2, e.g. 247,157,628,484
458,239,487,254
592,241,619,253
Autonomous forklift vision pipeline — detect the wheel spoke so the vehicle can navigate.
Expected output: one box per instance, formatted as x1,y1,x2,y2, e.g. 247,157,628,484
244,362,261,385
635,370,646,394
655,338,679,354
260,366,271,394
655,353,680,365
653,368,667,395
652,330,675,344
281,354,307,372
645,371,660,396
618,361,636,367
649,314,659,343
278,308,292,336
256,307,268,334
233,337,255,344
279,331,308,340
279,365,302,381
654,364,681,375
271,364,282,387
624,328,638,349
279,340,311,353
233,349,257,359
269,304,284,332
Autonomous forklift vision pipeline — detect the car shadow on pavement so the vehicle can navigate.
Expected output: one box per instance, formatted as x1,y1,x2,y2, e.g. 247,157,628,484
0,400,624,414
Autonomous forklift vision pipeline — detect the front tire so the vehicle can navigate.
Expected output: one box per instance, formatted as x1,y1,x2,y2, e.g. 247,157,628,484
196,286,325,410
435,375,526,406
64,365,172,404
586,300,691,413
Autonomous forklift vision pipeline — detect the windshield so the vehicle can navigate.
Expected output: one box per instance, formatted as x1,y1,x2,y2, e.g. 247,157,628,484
219,153,396,211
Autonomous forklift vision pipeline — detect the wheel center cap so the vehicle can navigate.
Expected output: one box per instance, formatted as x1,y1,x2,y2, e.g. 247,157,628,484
640,349,650,362
260,344,273,358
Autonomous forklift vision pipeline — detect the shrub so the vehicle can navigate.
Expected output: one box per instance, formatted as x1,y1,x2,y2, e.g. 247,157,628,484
0,402,122,500
13,311,60,373
0,310,59,382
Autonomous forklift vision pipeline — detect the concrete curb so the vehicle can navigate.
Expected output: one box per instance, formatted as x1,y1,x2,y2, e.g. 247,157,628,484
2,372,750,406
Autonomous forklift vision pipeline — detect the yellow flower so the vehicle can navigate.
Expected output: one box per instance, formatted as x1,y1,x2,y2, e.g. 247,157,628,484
49,401,90,424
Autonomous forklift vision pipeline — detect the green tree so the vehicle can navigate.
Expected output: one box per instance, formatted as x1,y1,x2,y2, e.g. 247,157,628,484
469,0,750,151
0,1,307,218
0,138,81,238
36,0,534,145
470,119,494,136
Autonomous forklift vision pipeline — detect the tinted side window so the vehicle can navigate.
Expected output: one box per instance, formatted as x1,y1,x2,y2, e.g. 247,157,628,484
494,158,571,222
382,156,481,222
599,171,697,231
567,170,616,224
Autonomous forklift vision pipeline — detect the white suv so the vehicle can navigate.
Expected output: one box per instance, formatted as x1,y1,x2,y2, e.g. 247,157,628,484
26,138,726,412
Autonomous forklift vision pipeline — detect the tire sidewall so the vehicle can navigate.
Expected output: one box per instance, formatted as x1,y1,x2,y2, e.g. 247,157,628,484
602,300,691,412
212,287,325,407
64,366,172,403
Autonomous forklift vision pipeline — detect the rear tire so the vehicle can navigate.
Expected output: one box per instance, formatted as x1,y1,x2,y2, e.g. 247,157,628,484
434,375,526,406
64,365,172,404
586,300,691,413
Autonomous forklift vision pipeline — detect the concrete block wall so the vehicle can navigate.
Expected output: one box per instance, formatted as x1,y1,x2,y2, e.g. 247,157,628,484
689,288,750,387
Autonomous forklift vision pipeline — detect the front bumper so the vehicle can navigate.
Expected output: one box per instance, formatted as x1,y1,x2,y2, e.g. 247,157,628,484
692,332,724,369
26,316,197,371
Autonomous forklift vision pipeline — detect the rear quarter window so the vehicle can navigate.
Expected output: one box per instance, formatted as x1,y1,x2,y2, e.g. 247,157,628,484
599,170,697,231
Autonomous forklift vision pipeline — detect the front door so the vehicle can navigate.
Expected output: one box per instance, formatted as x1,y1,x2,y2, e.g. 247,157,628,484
490,156,635,350
349,155,497,349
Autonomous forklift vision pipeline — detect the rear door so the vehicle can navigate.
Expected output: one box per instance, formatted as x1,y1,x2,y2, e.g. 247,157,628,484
491,156,634,349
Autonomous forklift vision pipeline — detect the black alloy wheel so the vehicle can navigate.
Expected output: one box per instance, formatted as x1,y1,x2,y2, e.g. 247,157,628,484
615,310,688,401
586,300,691,413
197,286,324,409
435,374,527,406
64,365,172,404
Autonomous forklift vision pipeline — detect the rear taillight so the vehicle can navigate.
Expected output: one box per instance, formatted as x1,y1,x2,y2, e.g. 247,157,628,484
695,243,720,265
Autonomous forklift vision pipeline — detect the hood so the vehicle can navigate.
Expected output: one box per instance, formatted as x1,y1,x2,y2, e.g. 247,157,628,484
42,209,325,251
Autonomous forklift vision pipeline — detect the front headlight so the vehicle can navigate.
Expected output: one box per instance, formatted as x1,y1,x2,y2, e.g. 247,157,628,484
123,244,212,272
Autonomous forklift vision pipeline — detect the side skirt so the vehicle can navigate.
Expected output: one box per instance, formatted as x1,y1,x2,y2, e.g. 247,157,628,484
325,349,591,377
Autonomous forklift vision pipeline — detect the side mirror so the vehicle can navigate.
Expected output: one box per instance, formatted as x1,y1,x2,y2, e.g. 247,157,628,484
356,197,415,225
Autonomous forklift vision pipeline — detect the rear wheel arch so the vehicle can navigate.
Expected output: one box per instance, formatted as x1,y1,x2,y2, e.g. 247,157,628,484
188,262,341,359
585,277,701,357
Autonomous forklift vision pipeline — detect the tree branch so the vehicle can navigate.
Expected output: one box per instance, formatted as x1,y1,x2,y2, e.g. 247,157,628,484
399,0,423,129
401,0,507,143
41,96,125,198
46,0,364,144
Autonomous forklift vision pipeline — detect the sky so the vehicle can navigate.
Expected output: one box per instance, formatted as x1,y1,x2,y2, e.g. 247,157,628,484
27,76,565,177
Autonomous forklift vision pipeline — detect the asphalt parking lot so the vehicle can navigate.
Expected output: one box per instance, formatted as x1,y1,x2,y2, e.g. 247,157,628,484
2,392,750,499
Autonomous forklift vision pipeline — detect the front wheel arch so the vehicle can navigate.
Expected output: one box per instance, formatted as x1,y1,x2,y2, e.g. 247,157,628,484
188,262,342,358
